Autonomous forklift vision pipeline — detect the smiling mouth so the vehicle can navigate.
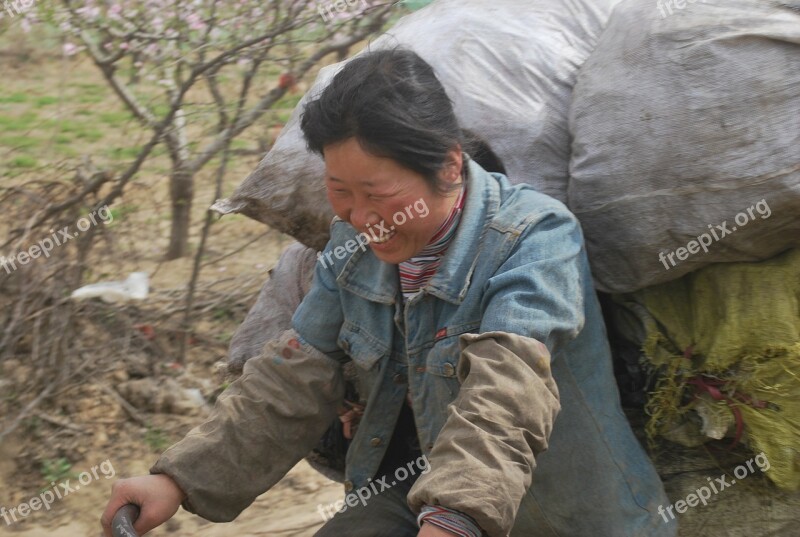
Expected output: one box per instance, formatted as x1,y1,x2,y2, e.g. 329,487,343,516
369,229,397,245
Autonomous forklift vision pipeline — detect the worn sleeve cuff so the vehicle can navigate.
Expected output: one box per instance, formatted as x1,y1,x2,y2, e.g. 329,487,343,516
418,505,485,537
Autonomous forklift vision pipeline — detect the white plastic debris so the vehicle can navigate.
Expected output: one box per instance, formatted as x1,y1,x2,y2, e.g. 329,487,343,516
70,272,149,303
183,388,207,408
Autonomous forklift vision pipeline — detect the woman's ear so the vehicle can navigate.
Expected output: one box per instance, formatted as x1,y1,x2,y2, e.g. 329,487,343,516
442,145,463,184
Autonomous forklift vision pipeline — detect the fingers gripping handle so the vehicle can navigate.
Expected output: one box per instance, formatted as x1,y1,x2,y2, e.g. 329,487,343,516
111,504,140,537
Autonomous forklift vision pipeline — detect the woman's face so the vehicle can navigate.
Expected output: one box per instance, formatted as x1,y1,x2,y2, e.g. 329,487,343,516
323,137,463,265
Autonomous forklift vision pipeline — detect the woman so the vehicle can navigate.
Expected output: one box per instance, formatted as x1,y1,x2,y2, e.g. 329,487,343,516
101,49,676,537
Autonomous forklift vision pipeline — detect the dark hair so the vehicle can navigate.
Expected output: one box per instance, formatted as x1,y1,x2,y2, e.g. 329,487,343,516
300,48,464,194
462,129,506,176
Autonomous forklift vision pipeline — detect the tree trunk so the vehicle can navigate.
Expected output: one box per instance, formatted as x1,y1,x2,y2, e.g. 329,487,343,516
165,168,193,260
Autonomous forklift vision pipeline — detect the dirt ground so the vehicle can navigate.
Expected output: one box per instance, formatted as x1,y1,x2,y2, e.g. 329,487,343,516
1,410,799,537
0,444,343,537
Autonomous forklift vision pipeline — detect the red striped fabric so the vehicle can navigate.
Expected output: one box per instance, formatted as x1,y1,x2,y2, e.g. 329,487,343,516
398,182,466,300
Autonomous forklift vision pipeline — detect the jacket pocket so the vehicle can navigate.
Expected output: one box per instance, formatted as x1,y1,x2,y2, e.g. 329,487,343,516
424,324,479,380
425,338,460,379
337,322,386,371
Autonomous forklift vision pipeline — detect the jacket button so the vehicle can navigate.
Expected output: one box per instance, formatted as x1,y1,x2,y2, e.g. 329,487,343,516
442,363,455,377
344,480,354,492
392,373,406,384
370,437,382,447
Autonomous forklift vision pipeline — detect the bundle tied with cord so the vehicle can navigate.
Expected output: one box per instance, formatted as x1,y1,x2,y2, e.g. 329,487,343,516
614,248,800,491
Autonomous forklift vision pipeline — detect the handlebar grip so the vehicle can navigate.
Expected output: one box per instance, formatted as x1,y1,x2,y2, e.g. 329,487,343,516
111,503,140,537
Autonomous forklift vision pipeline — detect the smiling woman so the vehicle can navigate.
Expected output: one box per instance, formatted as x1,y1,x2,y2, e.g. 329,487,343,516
102,48,675,537
299,49,468,269
318,138,459,264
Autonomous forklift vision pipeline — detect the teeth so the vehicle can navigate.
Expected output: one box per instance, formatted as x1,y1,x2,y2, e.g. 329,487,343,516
370,230,396,244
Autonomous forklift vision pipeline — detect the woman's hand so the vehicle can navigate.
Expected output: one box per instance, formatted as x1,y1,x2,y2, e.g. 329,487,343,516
100,474,186,537
418,523,460,537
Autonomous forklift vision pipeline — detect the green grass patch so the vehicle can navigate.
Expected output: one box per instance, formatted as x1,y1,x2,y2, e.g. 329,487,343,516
98,110,133,125
151,103,170,117
76,83,106,95
0,112,39,131
76,128,104,142
105,204,138,225
40,458,76,485
0,135,40,149
34,96,59,106
57,120,83,133
9,155,38,168
0,93,29,104
144,427,170,452
108,146,142,159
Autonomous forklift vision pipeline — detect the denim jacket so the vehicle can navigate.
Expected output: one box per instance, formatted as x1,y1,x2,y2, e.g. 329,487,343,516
152,159,676,537
292,157,674,536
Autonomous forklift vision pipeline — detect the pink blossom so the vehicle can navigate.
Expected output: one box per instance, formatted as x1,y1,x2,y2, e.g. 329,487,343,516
108,4,122,20
63,42,81,57
186,12,206,31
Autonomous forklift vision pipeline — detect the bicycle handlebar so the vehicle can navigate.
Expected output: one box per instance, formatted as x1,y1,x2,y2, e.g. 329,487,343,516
111,504,140,537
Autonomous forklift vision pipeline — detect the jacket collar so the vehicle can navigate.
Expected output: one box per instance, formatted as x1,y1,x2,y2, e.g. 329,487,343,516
336,157,500,305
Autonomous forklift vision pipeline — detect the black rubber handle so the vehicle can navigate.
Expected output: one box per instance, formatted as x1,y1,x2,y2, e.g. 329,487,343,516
111,503,140,537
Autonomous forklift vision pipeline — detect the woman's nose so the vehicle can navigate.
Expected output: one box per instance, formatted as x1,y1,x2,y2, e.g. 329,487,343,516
349,205,381,232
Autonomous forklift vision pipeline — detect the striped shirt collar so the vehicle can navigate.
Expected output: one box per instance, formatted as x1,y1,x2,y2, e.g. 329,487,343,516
398,179,467,299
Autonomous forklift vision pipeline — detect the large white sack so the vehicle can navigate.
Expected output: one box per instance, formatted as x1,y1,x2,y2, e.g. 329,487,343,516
568,0,800,294
213,0,621,250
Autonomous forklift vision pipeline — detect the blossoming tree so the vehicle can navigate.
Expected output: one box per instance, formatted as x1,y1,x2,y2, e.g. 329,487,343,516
58,0,395,258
